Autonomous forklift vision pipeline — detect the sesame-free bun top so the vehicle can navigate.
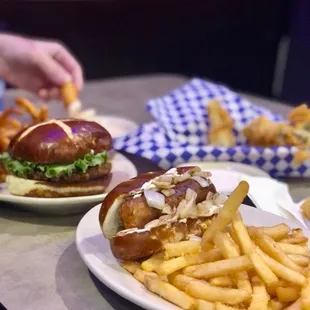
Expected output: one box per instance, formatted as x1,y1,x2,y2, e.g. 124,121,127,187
8,119,113,164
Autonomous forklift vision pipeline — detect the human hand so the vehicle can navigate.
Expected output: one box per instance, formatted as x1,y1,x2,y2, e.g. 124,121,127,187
0,34,83,100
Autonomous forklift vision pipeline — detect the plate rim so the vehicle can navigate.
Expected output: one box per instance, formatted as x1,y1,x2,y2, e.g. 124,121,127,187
76,204,305,310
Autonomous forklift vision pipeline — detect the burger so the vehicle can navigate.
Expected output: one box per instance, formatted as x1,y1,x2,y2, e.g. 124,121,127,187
99,166,227,261
0,118,113,197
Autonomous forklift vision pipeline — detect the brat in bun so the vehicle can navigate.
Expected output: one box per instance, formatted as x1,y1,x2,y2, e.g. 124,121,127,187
0,119,113,197
99,166,227,261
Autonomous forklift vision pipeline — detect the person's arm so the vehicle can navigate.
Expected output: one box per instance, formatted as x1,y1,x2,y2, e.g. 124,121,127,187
0,33,83,100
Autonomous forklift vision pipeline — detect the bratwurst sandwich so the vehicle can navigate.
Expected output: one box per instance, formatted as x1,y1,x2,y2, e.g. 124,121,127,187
0,119,112,197
99,166,227,260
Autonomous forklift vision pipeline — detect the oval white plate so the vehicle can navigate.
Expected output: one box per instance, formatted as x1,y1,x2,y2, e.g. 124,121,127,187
177,161,270,178
0,152,137,215
89,115,138,139
76,204,309,310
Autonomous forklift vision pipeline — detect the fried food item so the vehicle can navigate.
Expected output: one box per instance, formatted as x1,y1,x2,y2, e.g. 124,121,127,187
301,263,310,310
144,276,196,310
61,81,95,119
243,116,306,148
117,181,310,310
201,181,249,251
288,104,310,131
300,198,310,220
248,276,269,310
207,99,235,147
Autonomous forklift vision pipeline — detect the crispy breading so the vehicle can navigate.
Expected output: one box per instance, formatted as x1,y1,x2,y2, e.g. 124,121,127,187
207,99,236,147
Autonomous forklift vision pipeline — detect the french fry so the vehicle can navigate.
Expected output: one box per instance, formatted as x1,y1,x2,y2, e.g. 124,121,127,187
172,274,195,291
278,243,310,257
15,97,40,120
268,299,288,310
156,249,222,275
301,263,310,310
133,269,159,283
144,276,196,310
280,237,308,244
196,299,215,310
227,227,242,248
141,252,165,272
247,224,290,241
252,229,305,274
214,303,239,310
289,254,310,267
256,248,306,286
232,213,279,286
201,181,249,251
185,279,250,305
210,276,234,287
248,276,270,310
61,81,78,107
276,287,299,303
183,255,253,279
283,298,301,310
164,240,201,259
120,261,141,274
213,232,252,294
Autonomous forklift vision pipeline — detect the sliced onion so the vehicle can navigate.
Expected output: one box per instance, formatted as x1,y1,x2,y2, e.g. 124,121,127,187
176,188,198,219
173,172,191,184
162,189,175,197
144,190,166,210
191,176,211,187
214,193,228,206
145,219,160,230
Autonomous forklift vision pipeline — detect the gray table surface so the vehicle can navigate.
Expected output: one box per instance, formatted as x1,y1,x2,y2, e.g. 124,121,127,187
1,74,309,310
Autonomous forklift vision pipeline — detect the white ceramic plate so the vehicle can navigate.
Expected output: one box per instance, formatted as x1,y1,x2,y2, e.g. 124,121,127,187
89,115,138,139
0,152,137,215
177,161,270,178
76,204,309,310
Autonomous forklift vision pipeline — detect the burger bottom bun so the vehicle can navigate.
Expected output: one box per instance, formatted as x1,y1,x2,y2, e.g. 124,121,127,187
110,216,214,261
6,174,112,198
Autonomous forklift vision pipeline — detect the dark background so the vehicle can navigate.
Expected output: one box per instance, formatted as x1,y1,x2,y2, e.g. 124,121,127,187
1,0,309,104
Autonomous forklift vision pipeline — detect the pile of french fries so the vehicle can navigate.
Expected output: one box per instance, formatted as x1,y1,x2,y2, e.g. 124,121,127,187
121,181,310,310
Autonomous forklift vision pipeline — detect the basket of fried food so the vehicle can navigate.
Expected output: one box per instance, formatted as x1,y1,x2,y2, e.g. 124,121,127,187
120,181,310,310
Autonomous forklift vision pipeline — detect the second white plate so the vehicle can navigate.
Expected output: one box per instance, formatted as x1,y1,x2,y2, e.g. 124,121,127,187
0,152,137,215
89,115,138,139
76,204,308,310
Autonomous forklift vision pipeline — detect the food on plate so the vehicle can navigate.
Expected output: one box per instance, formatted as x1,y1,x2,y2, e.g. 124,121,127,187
0,82,96,160
110,179,310,309
99,166,227,260
0,118,112,197
207,99,235,147
300,198,310,220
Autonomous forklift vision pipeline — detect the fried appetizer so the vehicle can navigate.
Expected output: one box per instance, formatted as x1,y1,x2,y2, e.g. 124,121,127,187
207,99,235,147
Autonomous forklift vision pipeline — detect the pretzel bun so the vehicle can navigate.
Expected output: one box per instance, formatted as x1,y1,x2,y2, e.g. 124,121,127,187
99,167,220,261
8,119,112,164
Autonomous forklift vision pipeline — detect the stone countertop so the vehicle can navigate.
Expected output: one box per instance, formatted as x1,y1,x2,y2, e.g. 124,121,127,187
1,74,309,310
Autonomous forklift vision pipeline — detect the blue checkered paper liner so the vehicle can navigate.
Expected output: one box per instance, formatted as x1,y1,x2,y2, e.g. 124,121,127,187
114,79,310,177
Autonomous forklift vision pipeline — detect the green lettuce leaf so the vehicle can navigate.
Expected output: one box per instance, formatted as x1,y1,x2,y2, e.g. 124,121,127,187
0,151,108,179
